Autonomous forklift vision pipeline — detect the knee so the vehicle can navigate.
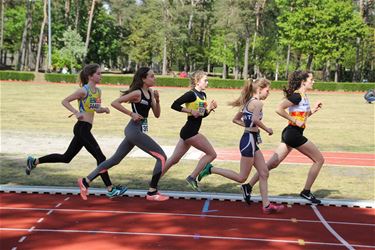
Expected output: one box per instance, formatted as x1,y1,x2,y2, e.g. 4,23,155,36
315,156,325,166
267,161,278,170
208,151,217,161
238,175,247,183
258,168,269,180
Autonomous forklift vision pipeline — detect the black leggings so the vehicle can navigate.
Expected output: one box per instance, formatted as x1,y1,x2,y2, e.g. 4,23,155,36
38,121,112,187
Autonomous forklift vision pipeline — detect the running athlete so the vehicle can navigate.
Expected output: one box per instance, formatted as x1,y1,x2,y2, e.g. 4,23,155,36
77,67,168,201
198,79,284,214
241,71,324,204
26,63,126,198
161,70,217,192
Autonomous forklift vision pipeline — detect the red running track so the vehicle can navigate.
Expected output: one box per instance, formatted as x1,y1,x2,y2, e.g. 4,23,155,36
216,149,375,167
1,193,374,250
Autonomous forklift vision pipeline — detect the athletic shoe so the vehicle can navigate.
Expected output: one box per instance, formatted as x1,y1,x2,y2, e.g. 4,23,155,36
146,192,169,201
300,191,321,204
186,176,201,192
198,163,213,182
263,203,285,214
77,178,88,200
106,185,128,198
241,184,252,205
26,156,36,175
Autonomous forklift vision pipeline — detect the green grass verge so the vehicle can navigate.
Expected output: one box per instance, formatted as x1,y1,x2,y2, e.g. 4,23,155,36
1,153,373,200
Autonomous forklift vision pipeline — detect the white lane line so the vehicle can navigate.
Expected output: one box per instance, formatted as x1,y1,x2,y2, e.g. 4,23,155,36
1,227,373,248
312,205,355,250
55,203,62,208
37,218,44,223
11,247,17,250
64,197,70,201
28,226,35,232
1,206,373,227
18,236,26,242
47,209,53,215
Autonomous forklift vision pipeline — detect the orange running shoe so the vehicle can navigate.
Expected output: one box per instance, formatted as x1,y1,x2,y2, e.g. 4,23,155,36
77,178,88,200
146,192,169,202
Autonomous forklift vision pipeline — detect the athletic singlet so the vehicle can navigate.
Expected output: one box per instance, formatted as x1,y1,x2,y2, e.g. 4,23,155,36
287,91,310,128
131,88,152,133
131,88,152,118
242,97,263,129
185,91,207,117
79,85,101,113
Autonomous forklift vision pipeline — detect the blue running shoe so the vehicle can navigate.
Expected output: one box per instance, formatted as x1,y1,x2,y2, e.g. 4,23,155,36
106,185,128,198
26,156,36,175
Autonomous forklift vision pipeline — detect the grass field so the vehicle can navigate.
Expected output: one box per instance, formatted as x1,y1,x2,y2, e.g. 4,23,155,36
1,81,374,200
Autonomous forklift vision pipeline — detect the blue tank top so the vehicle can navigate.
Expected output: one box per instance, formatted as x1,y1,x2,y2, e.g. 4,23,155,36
242,97,263,129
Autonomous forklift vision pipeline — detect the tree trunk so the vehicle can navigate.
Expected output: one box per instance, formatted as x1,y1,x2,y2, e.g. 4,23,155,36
353,37,360,82
0,0,4,56
285,44,290,79
295,52,301,69
242,36,250,79
234,42,239,80
222,63,226,79
334,59,339,82
35,0,48,72
306,53,314,71
17,0,33,71
74,0,80,30
323,60,330,81
275,61,279,81
162,36,167,75
84,0,96,60
65,0,70,26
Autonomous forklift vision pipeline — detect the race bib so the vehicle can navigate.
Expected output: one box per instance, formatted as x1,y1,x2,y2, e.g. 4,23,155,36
141,118,148,133
198,101,206,116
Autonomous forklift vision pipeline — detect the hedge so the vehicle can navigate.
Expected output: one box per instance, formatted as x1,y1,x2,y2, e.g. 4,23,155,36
42,73,375,92
0,71,35,81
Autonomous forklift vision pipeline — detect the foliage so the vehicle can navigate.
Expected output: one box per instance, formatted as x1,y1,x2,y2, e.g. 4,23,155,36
0,71,35,81
52,28,85,71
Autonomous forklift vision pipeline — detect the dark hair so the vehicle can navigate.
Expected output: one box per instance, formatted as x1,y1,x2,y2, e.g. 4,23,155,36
283,70,311,97
121,67,151,95
79,63,100,87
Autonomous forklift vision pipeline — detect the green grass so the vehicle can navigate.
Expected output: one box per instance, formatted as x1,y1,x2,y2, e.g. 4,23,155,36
1,81,374,200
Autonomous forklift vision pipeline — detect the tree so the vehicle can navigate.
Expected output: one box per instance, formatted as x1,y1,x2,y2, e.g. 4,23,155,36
35,0,47,72
53,27,85,71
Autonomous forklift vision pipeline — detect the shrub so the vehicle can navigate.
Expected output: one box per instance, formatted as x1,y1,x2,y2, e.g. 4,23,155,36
0,71,35,81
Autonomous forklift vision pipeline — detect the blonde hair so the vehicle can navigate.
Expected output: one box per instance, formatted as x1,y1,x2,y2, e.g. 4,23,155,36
229,78,270,107
189,70,207,88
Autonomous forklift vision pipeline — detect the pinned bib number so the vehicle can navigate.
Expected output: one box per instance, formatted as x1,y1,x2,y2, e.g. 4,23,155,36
141,118,148,133
198,102,206,116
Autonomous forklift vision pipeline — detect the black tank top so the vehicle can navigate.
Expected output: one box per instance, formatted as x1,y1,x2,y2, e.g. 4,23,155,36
131,88,152,118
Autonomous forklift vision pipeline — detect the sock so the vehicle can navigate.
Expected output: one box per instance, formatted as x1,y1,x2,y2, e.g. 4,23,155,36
147,190,157,196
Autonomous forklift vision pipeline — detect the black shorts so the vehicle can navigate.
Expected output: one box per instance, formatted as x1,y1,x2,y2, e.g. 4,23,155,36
281,125,308,148
180,121,201,140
